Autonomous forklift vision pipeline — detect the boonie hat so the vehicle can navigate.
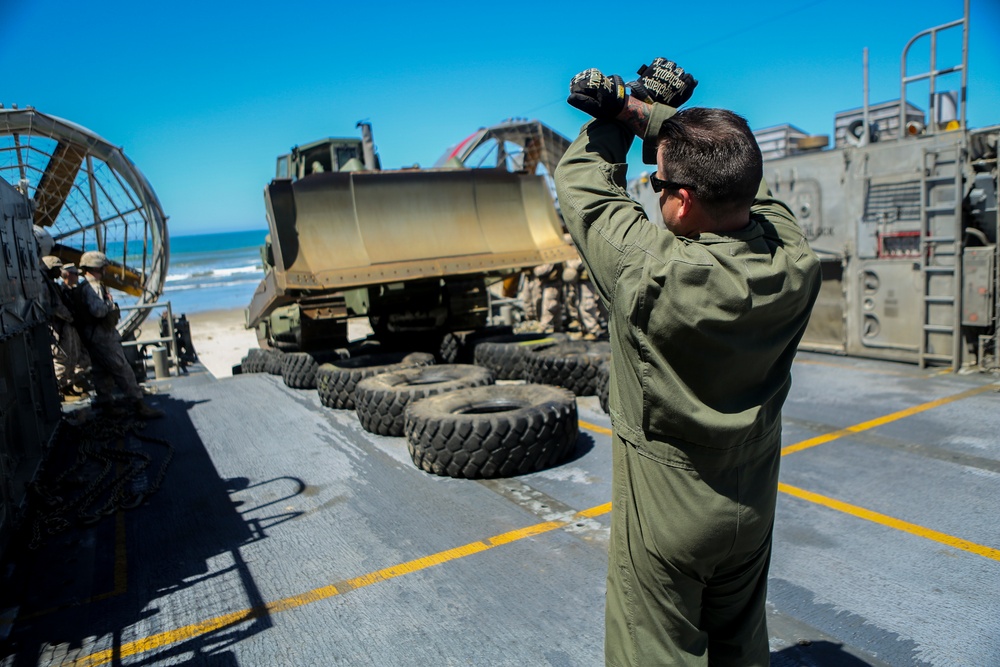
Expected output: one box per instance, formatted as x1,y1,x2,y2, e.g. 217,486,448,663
42,255,63,270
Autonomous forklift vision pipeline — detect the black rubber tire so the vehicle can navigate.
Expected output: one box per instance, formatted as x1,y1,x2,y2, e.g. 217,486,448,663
281,352,319,389
597,360,610,414
404,384,579,479
270,339,300,352
264,349,285,375
316,351,435,410
355,364,495,436
523,341,611,396
241,348,268,374
472,333,561,380
438,333,461,364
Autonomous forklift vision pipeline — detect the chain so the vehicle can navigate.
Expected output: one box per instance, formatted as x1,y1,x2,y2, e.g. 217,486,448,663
27,412,174,550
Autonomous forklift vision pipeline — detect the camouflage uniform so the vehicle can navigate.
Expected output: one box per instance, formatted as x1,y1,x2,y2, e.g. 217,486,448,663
41,258,85,395
50,287,86,394
77,272,143,405
517,269,540,321
533,262,563,332
563,257,602,338
61,267,93,383
555,106,821,666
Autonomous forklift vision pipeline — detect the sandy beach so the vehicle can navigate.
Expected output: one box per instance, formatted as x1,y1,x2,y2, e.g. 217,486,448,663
178,310,376,379
185,308,259,379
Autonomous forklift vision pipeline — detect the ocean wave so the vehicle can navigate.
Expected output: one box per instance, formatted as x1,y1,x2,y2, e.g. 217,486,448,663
166,263,262,282
163,278,261,292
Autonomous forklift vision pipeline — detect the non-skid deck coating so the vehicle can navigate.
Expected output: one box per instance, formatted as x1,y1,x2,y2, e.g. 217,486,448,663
1,351,998,666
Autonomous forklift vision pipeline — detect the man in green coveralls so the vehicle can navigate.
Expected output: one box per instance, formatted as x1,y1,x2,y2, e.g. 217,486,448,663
554,60,821,666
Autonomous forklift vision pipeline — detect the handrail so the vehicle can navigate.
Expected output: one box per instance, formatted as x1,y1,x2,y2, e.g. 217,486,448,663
119,301,180,375
899,0,968,138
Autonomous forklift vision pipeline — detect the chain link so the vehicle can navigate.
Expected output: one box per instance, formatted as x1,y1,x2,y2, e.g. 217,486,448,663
27,412,174,550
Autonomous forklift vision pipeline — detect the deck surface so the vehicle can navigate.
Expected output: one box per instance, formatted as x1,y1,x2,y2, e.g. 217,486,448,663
1,351,998,666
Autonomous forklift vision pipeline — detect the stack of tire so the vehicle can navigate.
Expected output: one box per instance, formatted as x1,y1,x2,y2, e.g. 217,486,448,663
596,360,610,414
240,348,267,374
404,383,578,479
241,348,283,375
264,348,284,375
523,340,611,397
316,351,436,410
280,350,356,389
323,351,579,480
246,338,582,481
354,364,493,436
472,333,562,380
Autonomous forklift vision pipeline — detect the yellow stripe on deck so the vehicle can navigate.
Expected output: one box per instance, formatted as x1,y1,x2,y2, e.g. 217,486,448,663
67,506,613,667
779,483,1000,562
781,383,998,456
68,383,998,665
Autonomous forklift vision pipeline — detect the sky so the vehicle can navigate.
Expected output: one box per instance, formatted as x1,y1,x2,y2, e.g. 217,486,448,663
3,0,998,237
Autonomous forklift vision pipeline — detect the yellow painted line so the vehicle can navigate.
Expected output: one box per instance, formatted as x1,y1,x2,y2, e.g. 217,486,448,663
580,419,611,436
65,383,998,665
580,397,1000,561
781,383,998,456
65,505,612,667
92,510,129,601
780,482,1000,562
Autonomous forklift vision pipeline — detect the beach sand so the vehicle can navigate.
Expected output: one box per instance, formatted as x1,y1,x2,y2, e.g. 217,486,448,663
181,310,376,379
186,308,259,379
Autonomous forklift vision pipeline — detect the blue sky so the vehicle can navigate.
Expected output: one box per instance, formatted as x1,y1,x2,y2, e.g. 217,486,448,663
3,0,998,236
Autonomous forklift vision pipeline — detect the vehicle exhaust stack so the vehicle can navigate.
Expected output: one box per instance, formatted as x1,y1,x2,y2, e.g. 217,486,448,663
357,121,379,171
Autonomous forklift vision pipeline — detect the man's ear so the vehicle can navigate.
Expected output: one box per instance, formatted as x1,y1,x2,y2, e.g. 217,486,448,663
675,188,696,219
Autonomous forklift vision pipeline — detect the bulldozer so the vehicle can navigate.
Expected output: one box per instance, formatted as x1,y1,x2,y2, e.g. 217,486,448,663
246,121,579,354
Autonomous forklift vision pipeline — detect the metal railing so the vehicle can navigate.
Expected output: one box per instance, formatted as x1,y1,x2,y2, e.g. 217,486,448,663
899,0,968,138
119,301,180,376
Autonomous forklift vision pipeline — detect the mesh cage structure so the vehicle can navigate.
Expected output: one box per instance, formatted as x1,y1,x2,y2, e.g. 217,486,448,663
434,120,572,202
0,107,168,338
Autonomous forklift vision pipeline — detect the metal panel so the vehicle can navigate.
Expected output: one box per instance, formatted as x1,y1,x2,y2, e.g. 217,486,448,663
0,176,60,560
857,260,923,352
800,257,846,352
962,246,995,326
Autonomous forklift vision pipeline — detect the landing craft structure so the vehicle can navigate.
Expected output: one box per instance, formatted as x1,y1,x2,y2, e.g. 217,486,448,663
632,5,999,371
0,107,170,557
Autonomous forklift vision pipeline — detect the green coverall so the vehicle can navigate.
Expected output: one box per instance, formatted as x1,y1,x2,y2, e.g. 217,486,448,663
554,104,821,666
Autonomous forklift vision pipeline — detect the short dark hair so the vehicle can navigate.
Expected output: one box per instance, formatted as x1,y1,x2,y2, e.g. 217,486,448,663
656,108,762,213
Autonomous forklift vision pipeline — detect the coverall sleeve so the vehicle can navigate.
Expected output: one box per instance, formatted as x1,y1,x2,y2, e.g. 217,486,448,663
751,178,815,260
554,105,677,308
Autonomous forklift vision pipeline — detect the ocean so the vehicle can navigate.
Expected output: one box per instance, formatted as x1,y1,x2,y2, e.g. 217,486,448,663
163,229,268,315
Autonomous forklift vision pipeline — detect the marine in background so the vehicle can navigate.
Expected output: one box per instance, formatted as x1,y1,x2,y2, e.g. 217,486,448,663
76,251,164,419
40,256,88,399
562,235,605,340
59,262,93,393
534,262,564,333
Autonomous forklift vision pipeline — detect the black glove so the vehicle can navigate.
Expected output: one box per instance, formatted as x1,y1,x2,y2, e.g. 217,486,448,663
627,58,697,108
567,69,628,120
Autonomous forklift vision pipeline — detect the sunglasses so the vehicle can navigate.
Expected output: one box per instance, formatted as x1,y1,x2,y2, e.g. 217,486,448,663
650,174,697,193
